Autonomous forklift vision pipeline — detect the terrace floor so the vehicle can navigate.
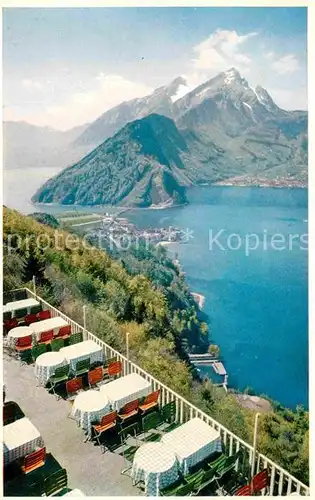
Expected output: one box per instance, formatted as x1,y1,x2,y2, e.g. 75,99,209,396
3,352,142,496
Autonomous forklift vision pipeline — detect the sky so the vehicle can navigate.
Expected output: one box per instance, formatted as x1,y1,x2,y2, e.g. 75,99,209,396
3,7,307,131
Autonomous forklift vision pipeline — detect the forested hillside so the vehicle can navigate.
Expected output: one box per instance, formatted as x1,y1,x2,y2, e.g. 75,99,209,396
2,207,309,484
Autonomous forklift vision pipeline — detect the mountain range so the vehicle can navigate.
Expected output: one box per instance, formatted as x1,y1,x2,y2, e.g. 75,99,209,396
9,68,308,207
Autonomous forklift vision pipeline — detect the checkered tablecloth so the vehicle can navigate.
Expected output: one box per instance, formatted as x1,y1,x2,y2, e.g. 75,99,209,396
131,442,179,496
7,326,33,348
60,340,104,371
161,417,222,475
3,417,44,465
30,317,68,340
3,298,40,316
100,373,151,411
34,351,68,386
70,389,111,437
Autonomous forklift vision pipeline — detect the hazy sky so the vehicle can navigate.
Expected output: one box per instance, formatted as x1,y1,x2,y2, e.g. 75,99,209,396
3,7,307,131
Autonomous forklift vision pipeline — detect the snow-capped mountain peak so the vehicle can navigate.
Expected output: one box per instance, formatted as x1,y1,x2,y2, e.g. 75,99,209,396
167,76,192,103
254,85,278,112
223,67,242,84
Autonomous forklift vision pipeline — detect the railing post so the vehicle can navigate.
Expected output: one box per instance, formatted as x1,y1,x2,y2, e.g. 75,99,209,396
126,332,130,375
32,275,36,298
251,413,260,478
82,305,87,341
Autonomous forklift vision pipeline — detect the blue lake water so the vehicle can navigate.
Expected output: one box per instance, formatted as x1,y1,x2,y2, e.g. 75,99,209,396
127,187,308,409
3,168,308,409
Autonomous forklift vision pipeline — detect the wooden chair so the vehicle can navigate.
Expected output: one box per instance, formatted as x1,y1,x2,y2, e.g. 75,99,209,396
38,310,51,321
21,447,46,474
139,390,160,414
24,313,38,326
234,484,251,496
38,330,54,346
104,360,122,381
66,377,83,401
88,366,104,389
92,411,118,450
56,325,71,340
3,318,18,335
251,468,269,494
44,468,68,496
16,335,33,353
118,399,139,424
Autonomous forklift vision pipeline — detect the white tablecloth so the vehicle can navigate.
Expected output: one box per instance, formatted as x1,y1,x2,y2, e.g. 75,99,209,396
60,340,104,371
70,389,111,437
3,298,39,315
100,373,151,411
3,417,44,465
161,417,222,475
35,351,68,386
63,489,85,497
131,442,179,496
30,316,68,340
7,326,33,347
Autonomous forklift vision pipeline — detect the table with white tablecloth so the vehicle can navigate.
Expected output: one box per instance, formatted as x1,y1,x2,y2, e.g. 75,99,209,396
131,442,179,496
30,316,68,340
70,389,111,438
62,489,86,497
3,298,40,317
7,326,33,348
3,417,44,465
35,351,68,386
100,373,151,411
59,340,104,371
161,417,222,475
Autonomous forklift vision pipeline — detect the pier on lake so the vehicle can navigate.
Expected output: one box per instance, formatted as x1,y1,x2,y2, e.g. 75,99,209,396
188,353,228,391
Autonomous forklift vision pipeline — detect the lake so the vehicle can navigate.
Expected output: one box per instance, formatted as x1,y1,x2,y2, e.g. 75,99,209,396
4,168,308,409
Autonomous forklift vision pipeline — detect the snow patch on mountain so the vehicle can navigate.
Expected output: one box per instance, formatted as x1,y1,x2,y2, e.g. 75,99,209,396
171,83,192,103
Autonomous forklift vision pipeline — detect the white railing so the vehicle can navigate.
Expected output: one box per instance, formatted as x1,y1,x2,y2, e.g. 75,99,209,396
19,287,309,496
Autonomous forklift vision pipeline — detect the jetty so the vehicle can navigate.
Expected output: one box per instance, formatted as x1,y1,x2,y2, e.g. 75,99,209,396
188,354,228,391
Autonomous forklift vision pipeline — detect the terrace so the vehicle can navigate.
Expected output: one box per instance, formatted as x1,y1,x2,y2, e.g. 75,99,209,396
2,287,310,496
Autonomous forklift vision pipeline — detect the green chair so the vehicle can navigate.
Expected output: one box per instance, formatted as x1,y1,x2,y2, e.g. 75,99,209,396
30,304,42,315
14,290,27,301
159,400,179,432
51,338,65,352
3,311,12,322
68,332,83,345
192,467,217,495
119,422,140,474
19,349,33,365
161,480,194,496
73,357,90,377
212,450,242,482
141,411,162,442
15,307,28,319
3,292,13,305
48,365,70,395
32,344,47,361
44,468,68,496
